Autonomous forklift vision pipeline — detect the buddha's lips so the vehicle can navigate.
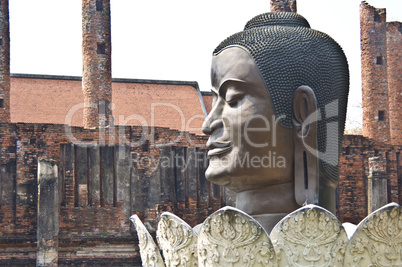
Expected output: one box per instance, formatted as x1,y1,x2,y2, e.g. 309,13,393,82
206,141,233,158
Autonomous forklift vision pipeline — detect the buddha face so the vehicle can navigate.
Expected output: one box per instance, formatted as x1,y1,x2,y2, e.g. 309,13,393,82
202,46,293,192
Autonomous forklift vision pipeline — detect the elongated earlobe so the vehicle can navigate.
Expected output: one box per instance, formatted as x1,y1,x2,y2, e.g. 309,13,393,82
292,86,319,206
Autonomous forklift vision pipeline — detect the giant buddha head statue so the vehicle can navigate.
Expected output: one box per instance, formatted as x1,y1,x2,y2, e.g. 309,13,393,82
202,12,349,231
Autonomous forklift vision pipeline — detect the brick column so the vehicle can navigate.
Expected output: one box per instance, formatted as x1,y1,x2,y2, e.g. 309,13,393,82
386,21,402,146
37,159,59,267
0,0,10,122
82,0,112,128
270,0,297,13
367,156,388,213
360,2,390,143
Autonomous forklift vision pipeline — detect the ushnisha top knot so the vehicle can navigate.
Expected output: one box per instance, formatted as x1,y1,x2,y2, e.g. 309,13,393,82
244,12,310,30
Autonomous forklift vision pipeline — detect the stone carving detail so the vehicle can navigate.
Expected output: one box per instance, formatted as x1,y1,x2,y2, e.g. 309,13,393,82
344,203,402,267
197,207,276,267
156,212,198,266
132,203,402,267
270,205,348,267
130,215,165,267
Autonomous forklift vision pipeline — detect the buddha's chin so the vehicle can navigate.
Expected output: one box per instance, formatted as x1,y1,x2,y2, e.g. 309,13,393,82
205,166,231,187
205,165,284,193
204,166,247,193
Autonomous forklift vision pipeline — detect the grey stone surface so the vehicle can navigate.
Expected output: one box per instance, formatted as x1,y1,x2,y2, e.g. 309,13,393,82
101,145,114,205
159,145,174,203
148,165,161,207
131,164,148,212
198,148,209,204
63,143,75,207
186,148,197,198
37,159,59,267
116,145,131,217
0,158,16,206
367,156,388,213
174,146,186,202
75,145,88,185
89,145,100,206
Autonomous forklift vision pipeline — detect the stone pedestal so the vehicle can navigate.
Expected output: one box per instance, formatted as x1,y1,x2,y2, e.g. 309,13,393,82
37,159,59,267
367,156,388,213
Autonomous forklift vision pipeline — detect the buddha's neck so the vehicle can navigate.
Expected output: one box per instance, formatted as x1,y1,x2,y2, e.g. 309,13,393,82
235,182,300,233
236,182,300,215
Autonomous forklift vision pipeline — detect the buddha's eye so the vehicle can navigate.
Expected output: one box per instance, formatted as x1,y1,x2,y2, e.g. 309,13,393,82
225,90,244,107
226,96,243,107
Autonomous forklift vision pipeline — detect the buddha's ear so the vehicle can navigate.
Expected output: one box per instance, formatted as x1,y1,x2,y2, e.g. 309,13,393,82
292,86,319,206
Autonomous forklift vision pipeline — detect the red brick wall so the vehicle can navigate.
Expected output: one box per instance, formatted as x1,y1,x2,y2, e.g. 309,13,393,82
0,123,103,237
0,122,217,264
0,0,10,122
386,21,402,146
0,123,213,232
202,93,213,114
10,77,84,126
82,0,112,128
10,75,207,134
112,81,205,135
338,134,401,224
360,2,390,143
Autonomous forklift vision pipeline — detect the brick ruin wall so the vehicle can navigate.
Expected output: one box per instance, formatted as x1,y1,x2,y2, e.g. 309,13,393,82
111,81,206,135
82,0,112,128
10,75,206,135
386,21,402,145
360,3,390,143
201,93,213,114
338,135,402,224
360,2,402,146
0,123,226,265
336,1,402,225
0,0,10,122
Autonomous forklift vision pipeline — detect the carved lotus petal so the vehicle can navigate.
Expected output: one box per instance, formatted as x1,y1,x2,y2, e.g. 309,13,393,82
157,212,198,266
197,206,276,267
130,215,165,267
344,202,402,267
270,204,348,267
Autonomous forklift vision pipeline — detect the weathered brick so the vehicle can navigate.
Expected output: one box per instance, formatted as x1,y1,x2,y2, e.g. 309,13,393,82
0,0,10,122
360,2,390,143
82,0,112,128
10,75,206,135
338,134,401,224
386,21,402,145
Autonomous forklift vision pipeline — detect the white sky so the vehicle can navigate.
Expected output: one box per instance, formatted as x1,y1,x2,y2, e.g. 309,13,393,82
8,0,402,129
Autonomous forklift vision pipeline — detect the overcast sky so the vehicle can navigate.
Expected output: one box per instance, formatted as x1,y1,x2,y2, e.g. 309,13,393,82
8,0,402,129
